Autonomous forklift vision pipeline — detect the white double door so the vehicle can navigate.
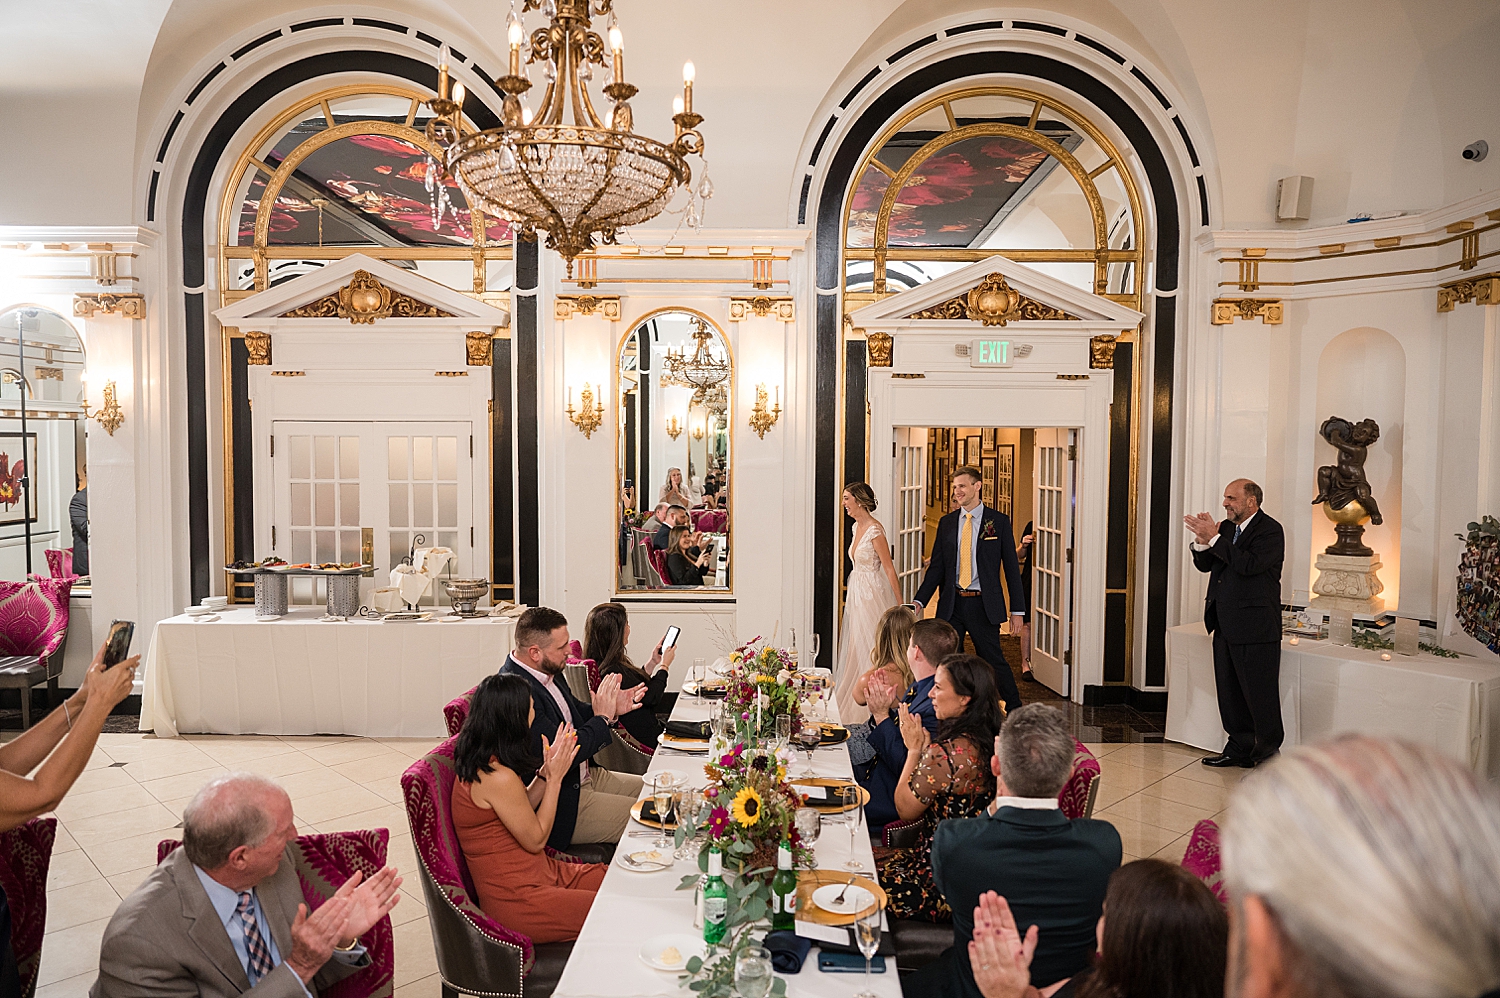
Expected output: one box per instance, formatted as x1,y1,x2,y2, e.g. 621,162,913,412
1030,428,1076,696
268,421,475,606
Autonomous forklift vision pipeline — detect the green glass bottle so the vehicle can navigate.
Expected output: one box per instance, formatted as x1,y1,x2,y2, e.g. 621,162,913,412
702,845,728,945
770,838,798,931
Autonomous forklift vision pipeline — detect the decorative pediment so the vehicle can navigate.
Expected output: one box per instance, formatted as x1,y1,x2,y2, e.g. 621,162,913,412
214,253,509,332
906,273,1079,326
279,270,452,324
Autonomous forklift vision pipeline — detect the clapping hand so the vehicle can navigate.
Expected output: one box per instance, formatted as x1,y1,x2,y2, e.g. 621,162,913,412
592,673,624,722
333,866,402,948
1183,511,1219,545
615,680,646,716
541,722,579,783
968,892,1038,998
865,677,898,718
897,703,929,754
287,895,353,983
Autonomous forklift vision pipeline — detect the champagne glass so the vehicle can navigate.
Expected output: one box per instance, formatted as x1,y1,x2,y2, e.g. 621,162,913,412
692,657,706,696
652,774,676,850
808,632,821,665
775,713,792,752
794,806,821,862
842,785,864,870
853,903,884,998
734,946,774,998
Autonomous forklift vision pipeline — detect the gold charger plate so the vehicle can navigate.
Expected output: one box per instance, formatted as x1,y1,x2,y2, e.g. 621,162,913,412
789,777,867,812
629,798,678,830
659,733,710,752
795,869,886,925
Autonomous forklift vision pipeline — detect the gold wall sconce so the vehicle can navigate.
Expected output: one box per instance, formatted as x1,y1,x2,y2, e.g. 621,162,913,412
666,415,683,440
748,384,781,439
692,425,704,441
566,383,605,439
88,380,125,436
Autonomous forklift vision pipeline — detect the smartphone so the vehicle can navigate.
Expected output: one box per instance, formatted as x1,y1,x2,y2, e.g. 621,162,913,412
661,625,681,650
624,479,633,489
102,620,136,669
818,951,885,973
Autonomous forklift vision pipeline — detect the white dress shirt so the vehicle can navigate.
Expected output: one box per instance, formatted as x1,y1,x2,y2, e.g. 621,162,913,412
986,795,1062,816
1192,510,1256,552
517,659,588,781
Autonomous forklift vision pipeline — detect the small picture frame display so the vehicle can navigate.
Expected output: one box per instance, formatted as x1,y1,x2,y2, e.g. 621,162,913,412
0,432,38,526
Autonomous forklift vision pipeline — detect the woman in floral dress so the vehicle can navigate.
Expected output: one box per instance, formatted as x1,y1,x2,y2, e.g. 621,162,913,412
876,654,1002,921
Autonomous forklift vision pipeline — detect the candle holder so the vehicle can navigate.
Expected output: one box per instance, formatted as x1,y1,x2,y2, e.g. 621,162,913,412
566,383,605,438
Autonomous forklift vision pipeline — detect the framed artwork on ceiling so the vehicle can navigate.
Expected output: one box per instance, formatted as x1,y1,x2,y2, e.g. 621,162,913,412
0,432,38,527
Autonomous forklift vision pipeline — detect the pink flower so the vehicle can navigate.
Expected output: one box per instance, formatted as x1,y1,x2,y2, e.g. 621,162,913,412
720,753,737,767
705,786,719,798
708,807,730,836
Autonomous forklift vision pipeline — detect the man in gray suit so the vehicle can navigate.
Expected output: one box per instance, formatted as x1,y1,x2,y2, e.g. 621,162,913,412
94,774,401,998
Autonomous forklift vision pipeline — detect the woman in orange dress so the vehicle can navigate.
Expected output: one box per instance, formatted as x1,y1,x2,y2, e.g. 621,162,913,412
452,674,607,943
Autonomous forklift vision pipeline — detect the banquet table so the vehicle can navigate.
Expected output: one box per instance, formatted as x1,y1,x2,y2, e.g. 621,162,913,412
551,687,905,998
1165,623,1500,777
139,607,513,738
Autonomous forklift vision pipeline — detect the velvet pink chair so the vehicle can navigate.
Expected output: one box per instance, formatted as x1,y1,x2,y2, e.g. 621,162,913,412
0,578,73,728
156,831,395,998
1180,818,1226,903
43,549,74,580
401,737,576,998
0,817,56,998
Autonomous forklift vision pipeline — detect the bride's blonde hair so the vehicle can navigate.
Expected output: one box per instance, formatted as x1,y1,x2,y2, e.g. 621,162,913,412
870,605,916,690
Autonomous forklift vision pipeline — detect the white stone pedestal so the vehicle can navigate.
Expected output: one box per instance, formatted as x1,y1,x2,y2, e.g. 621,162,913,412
1310,551,1386,615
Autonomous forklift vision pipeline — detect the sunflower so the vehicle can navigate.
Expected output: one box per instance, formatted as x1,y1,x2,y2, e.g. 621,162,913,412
731,787,763,826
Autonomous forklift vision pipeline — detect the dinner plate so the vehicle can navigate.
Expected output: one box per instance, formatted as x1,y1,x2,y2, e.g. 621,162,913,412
658,733,710,752
629,798,678,830
382,612,433,622
254,614,283,622
638,933,705,972
616,847,673,872
681,680,728,699
812,883,876,917
819,723,850,746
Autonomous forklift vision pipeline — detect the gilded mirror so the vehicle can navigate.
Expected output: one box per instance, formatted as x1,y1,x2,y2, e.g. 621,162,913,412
617,310,731,591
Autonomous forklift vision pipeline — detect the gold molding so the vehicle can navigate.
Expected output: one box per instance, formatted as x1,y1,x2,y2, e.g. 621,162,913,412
466,331,494,366
866,331,893,367
1211,298,1284,325
728,296,794,321
1056,373,1091,381
555,294,622,320
270,370,306,377
280,270,452,323
907,273,1078,326
244,331,271,366
73,292,145,319
1437,272,1500,312
33,367,63,381
1089,334,1118,369
434,371,469,377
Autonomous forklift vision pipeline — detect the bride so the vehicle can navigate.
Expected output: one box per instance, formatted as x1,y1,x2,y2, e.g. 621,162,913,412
833,482,903,724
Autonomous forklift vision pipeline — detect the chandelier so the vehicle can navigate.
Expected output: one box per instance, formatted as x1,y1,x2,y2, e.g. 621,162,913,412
425,0,708,273
661,318,730,407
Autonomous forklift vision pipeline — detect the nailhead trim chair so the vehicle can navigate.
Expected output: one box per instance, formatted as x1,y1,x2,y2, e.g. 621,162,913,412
0,817,56,998
156,830,395,998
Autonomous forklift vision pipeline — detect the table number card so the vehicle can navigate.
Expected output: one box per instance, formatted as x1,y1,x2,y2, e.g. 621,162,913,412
1394,616,1420,656
1328,610,1354,646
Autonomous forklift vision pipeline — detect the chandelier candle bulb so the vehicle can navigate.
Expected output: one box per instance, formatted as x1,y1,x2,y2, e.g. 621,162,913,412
683,61,695,113
507,18,523,76
609,27,624,85
438,44,450,99
673,95,684,116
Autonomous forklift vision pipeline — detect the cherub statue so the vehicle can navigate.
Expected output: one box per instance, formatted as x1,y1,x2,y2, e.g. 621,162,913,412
1311,416,1383,524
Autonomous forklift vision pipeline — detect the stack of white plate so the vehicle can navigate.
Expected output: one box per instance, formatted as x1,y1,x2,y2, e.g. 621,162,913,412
202,596,229,610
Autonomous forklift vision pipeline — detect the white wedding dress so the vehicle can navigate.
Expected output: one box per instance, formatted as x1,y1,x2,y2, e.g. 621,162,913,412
834,521,900,725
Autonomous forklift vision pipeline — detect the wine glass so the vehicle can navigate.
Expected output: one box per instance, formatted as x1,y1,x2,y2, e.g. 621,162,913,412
842,785,864,871
794,724,821,776
775,713,792,752
674,788,704,860
734,946,774,998
692,657,706,696
853,903,884,998
794,806,821,860
808,632,821,666
652,774,677,850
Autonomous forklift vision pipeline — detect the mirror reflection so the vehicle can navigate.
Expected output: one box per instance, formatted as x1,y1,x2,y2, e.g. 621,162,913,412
618,311,731,591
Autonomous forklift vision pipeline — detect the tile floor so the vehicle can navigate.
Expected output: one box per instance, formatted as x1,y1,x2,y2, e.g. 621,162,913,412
25,730,1241,998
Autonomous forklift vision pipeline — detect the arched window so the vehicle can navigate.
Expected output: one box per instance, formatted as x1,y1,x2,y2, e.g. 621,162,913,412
842,86,1145,311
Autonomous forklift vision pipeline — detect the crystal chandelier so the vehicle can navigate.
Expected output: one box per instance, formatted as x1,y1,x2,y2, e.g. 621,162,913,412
425,0,708,273
661,318,730,407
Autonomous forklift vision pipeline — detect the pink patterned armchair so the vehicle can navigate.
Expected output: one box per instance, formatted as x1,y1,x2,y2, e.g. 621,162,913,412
156,831,395,998
1180,818,1226,903
0,578,73,729
43,549,74,580
0,817,56,998
401,737,575,997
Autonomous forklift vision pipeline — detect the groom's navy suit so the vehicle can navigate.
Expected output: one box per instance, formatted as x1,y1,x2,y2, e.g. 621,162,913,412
915,503,1027,710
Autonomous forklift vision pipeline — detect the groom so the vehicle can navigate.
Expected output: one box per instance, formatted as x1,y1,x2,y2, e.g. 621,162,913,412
914,465,1027,712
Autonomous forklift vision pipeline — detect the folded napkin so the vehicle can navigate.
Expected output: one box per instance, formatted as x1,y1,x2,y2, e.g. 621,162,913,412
764,930,811,974
664,720,711,740
638,799,676,825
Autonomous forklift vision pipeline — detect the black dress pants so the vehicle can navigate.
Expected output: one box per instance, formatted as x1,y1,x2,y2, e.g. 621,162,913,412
948,594,1022,712
1211,629,1284,761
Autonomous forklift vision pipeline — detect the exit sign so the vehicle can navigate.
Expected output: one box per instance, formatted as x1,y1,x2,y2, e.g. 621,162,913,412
969,339,1014,367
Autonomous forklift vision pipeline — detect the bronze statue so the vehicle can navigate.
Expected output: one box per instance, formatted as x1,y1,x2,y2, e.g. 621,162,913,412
1312,416,1382,556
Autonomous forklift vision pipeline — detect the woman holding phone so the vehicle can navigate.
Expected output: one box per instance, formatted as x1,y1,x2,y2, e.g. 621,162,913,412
584,602,676,746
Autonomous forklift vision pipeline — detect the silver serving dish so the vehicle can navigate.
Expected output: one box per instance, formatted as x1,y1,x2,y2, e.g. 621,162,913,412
441,578,490,616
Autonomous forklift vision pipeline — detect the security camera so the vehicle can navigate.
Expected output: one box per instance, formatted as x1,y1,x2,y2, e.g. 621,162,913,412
1462,140,1488,162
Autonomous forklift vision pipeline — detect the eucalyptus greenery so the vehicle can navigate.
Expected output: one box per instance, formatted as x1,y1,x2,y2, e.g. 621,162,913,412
1349,626,1459,658
1457,515,1500,544
674,848,786,996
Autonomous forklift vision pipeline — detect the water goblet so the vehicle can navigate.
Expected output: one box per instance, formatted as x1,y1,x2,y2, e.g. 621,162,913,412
794,806,821,857
734,946,774,998
842,785,864,871
853,903,884,998
674,788,703,860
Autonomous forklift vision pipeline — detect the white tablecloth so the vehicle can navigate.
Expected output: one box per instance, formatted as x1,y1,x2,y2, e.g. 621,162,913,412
139,607,513,738
552,691,903,998
1165,623,1500,777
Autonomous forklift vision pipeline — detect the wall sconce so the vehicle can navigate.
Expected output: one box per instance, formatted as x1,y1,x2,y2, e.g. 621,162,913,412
83,379,125,436
748,383,781,439
692,424,704,441
666,415,683,440
566,383,605,438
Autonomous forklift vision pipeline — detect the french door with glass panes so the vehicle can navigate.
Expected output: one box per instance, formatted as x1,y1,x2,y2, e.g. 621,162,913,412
1030,428,1076,696
271,421,475,607
891,427,928,602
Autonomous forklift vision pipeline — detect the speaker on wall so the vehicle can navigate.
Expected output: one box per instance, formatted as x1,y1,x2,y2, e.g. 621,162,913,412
1276,175,1314,221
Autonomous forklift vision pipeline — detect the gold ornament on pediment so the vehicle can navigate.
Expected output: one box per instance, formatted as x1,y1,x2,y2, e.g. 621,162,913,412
866,331,893,368
554,295,622,320
1436,273,1500,312
1089,334,1118,369
280,270,453,324
1210,298,1283,325
906,273,1078,326
466,331,494,367
73,293,146,319
244,331,272,366
729,296,794,321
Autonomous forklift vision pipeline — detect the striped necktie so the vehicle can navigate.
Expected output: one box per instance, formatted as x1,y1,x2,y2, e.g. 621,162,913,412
236,891,275,984
1233,523,1243,543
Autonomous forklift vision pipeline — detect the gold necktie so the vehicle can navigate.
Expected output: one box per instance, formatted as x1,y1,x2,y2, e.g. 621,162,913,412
960,512,973,589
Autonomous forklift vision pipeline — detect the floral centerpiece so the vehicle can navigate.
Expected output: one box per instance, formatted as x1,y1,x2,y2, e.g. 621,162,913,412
722,637,802,739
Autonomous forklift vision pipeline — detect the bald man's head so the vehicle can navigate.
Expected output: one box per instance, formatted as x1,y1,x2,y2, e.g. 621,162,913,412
182,773,290,872
1223,478,1263,523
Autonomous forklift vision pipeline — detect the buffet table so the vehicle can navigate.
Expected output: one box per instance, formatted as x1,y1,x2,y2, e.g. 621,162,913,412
552,688,902,998
1165,623,1500,777
139,607,513,738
